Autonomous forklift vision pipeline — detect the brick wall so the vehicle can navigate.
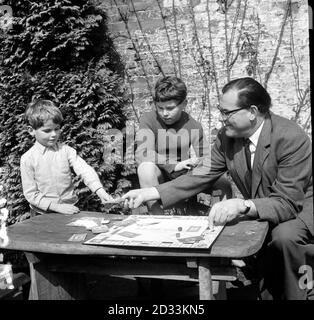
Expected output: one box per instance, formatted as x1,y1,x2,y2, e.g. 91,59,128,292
98,0,311,140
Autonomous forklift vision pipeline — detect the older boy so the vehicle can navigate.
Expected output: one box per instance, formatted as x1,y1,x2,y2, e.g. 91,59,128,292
20,100,112,215
135,76,210,214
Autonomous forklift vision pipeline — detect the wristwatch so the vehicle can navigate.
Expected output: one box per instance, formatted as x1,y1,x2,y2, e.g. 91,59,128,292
242,200,251,214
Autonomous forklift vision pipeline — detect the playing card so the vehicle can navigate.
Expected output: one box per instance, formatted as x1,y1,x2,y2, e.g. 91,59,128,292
68,233,87,242
91,225,109,234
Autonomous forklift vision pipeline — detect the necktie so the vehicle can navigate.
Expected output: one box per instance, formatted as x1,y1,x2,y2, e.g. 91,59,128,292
244,138,252,171
244,138,252,195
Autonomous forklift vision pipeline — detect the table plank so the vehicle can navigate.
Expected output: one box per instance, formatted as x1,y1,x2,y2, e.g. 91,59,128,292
5,212,268,258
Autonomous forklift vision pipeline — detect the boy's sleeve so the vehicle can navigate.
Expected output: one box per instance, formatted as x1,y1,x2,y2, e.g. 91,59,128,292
190,123,210,158
20,155,52,211
66,146,103,193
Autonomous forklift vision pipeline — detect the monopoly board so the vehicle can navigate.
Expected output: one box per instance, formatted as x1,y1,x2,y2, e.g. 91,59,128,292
84,215,224,249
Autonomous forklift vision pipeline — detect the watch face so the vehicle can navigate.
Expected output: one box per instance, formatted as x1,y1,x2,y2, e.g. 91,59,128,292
243,200,250,214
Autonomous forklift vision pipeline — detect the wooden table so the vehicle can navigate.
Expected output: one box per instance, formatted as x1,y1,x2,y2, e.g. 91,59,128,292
4,211,268,300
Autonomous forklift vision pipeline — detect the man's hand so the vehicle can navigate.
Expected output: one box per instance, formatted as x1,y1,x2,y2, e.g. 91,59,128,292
96,188,114,204
208,198,246,228
50,203,80,215
174,158,199,172
122,187,160,209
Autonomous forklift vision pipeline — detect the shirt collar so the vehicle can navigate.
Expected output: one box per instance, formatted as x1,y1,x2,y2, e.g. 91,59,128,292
34,141,59,154
248,120,265,147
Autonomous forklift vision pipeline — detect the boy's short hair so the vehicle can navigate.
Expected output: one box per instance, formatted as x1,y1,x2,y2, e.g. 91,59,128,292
154,76,187,104
25,100,63,129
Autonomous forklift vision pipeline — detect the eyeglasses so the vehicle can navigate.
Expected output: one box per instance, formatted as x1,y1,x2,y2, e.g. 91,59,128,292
217,105,249,119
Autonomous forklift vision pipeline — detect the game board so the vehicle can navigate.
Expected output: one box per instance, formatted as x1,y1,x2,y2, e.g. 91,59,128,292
84,215,224,249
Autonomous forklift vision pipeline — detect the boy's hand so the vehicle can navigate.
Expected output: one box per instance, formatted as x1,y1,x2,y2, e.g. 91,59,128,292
96,188,114,204
174,158,199,172
50,203,80,215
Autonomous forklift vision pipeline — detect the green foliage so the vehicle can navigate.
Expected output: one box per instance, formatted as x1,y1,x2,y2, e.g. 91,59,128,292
0,0,134,224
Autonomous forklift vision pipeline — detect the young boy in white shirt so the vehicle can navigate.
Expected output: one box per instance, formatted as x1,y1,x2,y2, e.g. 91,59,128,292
20,100,112,215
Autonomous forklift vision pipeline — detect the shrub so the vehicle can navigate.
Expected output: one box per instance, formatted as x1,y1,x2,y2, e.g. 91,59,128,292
0,0,134,224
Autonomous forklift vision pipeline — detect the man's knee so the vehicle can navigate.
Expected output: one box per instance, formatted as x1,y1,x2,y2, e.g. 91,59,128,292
270,220,302,250
137,162,159,177
137,162,164,187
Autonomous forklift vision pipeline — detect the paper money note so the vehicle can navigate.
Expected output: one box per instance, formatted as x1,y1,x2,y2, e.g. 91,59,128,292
68,233,87,242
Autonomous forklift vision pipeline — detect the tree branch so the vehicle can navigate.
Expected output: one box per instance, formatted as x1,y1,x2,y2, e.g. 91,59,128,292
206,0,220,102
264,0,291,89
125,69,140,123
224,3,230,81
172,0,182,78
228,0,248,69
188,0,211,126
155,0,178,77
113,0,154,100
289,14,302,101
130,0,165,77
228,0,241,55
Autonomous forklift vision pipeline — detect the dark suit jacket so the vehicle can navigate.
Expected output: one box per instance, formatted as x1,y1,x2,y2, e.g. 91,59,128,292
157,112,313,236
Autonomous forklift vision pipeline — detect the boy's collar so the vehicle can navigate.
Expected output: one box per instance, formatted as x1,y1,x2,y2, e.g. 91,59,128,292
34,141,59,154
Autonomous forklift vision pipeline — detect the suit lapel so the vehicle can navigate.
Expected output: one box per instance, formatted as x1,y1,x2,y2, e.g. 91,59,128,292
252,114,272,198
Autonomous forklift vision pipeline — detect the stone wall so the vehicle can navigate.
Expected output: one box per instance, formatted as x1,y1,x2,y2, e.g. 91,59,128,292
98,0,311,140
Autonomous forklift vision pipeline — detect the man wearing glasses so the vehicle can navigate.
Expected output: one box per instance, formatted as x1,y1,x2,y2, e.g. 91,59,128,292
125,77,313,299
